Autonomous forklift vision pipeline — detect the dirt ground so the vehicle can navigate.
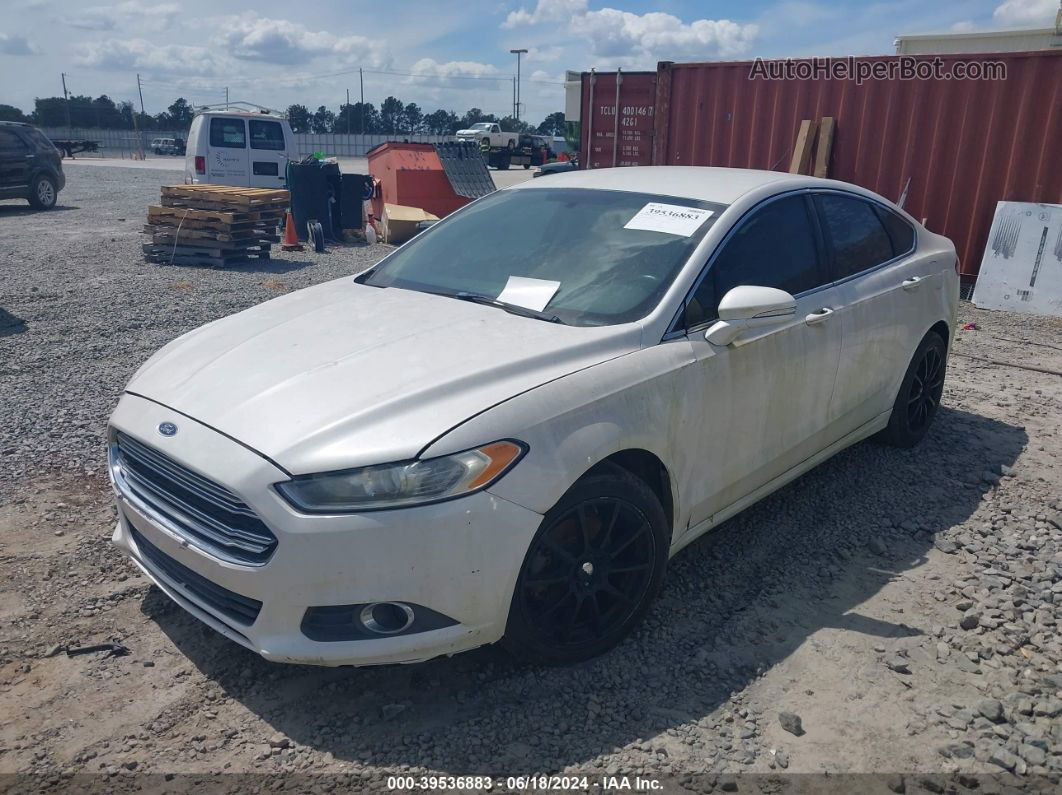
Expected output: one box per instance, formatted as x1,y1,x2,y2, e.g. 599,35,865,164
1,166,1061,793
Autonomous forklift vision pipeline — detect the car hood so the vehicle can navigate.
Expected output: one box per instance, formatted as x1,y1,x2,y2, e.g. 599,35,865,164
127,277,635,475
455,129,479,136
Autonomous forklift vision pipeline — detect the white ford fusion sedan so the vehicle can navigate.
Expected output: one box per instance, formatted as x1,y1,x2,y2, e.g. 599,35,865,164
108,167,958,666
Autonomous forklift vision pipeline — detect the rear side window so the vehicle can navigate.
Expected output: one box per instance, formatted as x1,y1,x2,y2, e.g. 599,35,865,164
816,194,894,279
249,119,284,151
0,129,28,153
686,195,824,327
876,206,916,255
209,118,246,148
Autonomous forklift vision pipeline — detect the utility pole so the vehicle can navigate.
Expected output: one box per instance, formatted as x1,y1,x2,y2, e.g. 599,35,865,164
136,73,145,115
359,68,364,135
225,86,229,109
346,88,351,134
512,77,516,120
61,72,72,134
509,49,527,122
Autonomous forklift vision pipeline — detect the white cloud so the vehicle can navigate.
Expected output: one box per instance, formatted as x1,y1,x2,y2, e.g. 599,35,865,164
402,58,503,94
950,20,977,32
75,38,225,76
0,33,40,55
504,0,588,28
65,0,180,32
503,1,758,65
209,14,389,67
992,0,1058,27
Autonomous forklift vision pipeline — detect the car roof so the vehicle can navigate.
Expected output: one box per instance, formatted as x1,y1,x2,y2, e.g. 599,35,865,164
195,111,286,119
512,166,836,205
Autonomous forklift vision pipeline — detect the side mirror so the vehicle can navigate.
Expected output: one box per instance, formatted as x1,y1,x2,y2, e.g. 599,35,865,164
704,286,796,346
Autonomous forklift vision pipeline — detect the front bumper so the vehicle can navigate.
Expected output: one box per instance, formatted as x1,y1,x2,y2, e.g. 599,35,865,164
109,393,542,666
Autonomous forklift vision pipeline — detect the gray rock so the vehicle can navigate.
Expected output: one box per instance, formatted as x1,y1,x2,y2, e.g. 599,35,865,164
778,712,804,737
960,610,982,630
886,657,912,675
987,746,1018,771
380,703,407,720
977,698,1004,723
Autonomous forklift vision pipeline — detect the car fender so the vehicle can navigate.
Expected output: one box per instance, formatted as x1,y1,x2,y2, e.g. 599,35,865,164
420,339,698,534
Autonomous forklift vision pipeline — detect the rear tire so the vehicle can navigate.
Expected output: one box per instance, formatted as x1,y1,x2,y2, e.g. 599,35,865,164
28,174,57,210
504,468,668,665
877,331,947,448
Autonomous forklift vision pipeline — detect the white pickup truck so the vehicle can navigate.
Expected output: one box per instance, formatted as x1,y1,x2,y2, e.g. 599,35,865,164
455,122,519,150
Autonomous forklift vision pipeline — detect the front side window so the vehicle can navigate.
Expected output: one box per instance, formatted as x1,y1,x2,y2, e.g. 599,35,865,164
816,194,894,279
685,195,824,328
362,188,727,327
249,119,285,151
209,118,246,148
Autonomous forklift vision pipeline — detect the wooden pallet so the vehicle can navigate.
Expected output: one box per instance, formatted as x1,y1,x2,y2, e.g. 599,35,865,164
143,243,272,267
160,185,290,209
143,224,278,243
148,205,283,225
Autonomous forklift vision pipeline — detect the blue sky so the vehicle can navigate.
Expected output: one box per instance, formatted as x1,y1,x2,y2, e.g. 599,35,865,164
0,0,1057,126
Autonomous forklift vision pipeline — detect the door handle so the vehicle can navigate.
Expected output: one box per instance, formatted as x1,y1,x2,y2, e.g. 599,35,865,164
805,307,834,326
902,276,926,291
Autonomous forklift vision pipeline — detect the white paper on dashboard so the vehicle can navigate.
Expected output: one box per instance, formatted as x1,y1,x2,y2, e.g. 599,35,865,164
495,276,561,312
623,203,714,237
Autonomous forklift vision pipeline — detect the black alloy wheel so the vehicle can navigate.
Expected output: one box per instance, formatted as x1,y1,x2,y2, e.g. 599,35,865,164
878,330,948,448
505,469,668,664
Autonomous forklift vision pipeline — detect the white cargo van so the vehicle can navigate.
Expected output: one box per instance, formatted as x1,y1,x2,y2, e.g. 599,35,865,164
184,104,296,188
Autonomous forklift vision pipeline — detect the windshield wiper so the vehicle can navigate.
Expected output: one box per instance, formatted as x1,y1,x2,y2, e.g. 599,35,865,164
451,292,564,324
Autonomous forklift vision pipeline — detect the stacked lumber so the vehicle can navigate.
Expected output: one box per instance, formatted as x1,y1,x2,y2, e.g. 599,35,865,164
143,185,290,266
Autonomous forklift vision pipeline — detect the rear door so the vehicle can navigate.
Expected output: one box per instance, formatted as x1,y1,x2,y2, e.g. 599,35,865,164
206,116,249,185
247,118,288,188
815,192,940,434
0,129,31,192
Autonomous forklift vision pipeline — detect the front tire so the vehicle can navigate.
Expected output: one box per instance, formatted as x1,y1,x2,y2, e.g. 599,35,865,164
504,468,668,665
878,331,947,448
28,174,57,210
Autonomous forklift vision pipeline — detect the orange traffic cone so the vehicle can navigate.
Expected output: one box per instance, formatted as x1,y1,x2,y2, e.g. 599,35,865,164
281,211,304,251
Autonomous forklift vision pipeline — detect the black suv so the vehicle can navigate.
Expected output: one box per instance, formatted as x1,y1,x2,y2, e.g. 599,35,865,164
0,122,65,209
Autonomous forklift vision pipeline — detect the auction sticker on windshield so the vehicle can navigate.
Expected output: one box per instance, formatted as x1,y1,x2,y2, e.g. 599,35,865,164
623,203,714,237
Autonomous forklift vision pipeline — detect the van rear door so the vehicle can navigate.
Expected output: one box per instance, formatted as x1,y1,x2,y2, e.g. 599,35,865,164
247,118,288,188
206,117,249,185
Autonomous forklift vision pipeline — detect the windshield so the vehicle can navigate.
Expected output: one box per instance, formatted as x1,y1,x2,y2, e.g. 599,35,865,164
471,123,492,130
362,188,726,326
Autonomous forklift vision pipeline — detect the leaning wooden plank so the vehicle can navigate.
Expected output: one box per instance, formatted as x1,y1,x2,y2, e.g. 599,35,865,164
789,119,817,175
813,117,835,179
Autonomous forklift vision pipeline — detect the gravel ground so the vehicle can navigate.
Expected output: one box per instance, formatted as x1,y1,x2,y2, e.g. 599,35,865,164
1,165,1062,792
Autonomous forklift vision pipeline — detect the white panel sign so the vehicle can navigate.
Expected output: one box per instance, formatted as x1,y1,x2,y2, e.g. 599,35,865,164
973,201,1062,317
496,276,561,312
624,203,714,237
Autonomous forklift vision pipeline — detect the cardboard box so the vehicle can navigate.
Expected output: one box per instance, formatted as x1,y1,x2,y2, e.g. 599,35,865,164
382,203,439,245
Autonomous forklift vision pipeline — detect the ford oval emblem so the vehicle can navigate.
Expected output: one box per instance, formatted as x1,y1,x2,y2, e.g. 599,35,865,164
158,422,178,437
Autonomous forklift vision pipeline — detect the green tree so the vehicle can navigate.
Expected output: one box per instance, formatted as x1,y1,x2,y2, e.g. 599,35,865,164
380,96,405,134
311,105,335,134
286,103,312,133
424,109,459,135
403,102,423,133
0,104,30,123
499,115,531,134
165,98,193,128
536,111,565,136
458,108,490,129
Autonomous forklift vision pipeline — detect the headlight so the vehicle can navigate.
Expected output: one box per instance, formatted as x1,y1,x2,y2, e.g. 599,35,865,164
274,441,526,513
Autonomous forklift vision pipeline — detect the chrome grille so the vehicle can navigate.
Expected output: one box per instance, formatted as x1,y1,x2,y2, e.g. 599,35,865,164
111,432,277,566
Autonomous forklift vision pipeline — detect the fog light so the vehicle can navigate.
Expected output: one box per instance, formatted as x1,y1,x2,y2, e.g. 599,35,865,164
359,602,415,635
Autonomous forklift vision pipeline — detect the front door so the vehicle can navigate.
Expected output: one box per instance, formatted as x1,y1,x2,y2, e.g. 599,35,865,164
678,193,844,529
248,119,288,189
206,117,249,186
